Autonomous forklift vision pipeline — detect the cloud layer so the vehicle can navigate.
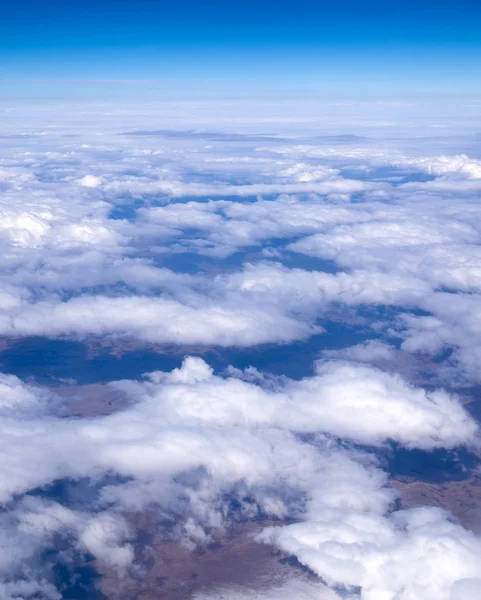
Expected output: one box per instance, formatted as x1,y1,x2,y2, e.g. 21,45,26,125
1,100,481,599
0,356,478,598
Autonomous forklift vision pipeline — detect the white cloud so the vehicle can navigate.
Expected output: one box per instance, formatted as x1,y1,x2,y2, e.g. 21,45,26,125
109,356,477,450
323,340,396,363
258,507,481,600
263,146,481,179
76,174,103,188
0,293,319,346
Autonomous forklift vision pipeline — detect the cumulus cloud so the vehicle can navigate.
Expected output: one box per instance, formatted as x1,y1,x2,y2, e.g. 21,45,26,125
76,174,103,188
323,340,397,363
263,145,481,180
0,293,319,346
111,356,477,450
258,507,481,600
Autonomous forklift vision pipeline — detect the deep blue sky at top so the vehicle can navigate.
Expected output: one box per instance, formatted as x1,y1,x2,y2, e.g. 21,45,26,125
1,0,480,97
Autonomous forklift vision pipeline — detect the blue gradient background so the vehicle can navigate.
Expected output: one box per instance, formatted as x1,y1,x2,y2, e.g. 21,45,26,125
1,0,480,98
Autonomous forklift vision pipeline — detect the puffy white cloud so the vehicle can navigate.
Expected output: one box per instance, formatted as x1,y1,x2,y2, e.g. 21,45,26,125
264,145,481,180
76,174,103,188
395,154,481,179
0,373,58,417
223,261,432,308
111,356,477,450
323,340,397,363
0,293,318,346
259,507,481,600
78,513,134,568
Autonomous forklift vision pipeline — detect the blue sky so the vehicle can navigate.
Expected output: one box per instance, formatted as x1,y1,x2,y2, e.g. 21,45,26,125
1,0,480,98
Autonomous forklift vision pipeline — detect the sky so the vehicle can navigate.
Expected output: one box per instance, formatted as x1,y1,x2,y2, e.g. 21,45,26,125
1,0,481,98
